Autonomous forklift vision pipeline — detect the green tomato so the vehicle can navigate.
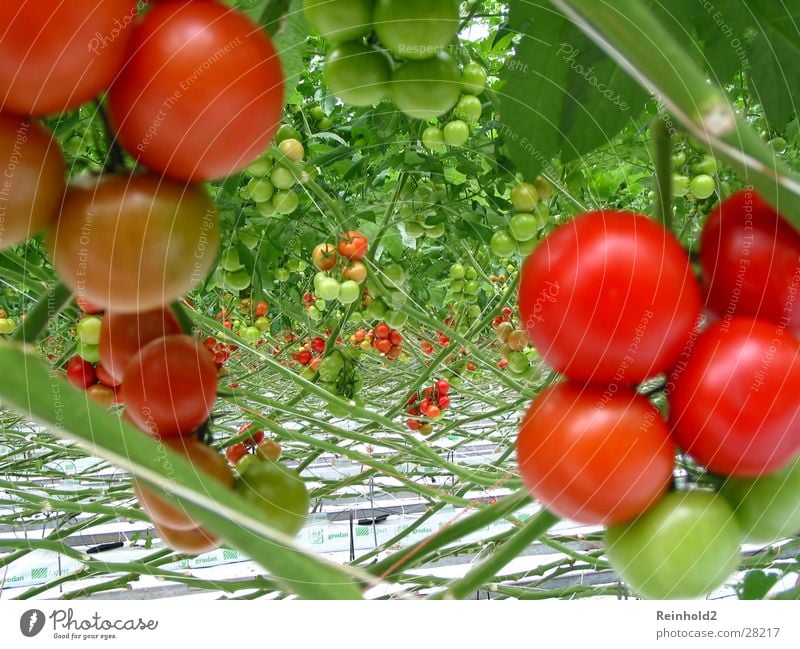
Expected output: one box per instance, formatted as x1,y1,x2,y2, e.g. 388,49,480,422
454,95,482,124
604,491,742,600
450,279,464,293
768,136,788,154
392,53,462,121
467,304,481,318
316,117,333,131
385,309,408,328
721,456,800,544
0,318,15,335
272,190,299,215
507,351,529,374
464,266,477,280
449,263,465,280
220,248,243,272
509,212,541,242
421,126,446,152
302,0,373,42
235,459,309,536
257,200,276,217
491,230,516,257
77,340,101,364
461,62,487,95
246,178,274,203
511,182,539,212
317,277,341,301
325,42,392,107
319,354,344,381
285,257,301,272
254,316,270,331
389,290,407,309
384,263,405,288
443,120,469,147
240,326,261,343
365,298,388,321
350,310,363,323
76,315,103,346
274,267,291,282
404,221,425,238
671,151,686,168
533,176,553,201
693,155,718,176
464,280,480,296
337,280,361,304
309,106,326,121
270,166,296,190
690,174,716,200
374,0,458,60
245,156,273,177
223,269,252,291
238,228,260,250
672,174,690,197
307,305,322,321
275,124,302,143
315,298,327,310
516,236,538,256
424,222,445,238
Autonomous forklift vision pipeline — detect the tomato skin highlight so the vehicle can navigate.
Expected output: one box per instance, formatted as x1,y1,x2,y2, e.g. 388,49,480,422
519,211,702,384
0,0,138,115
0,115,65,249
108,1,284,181
604,491,742,599
701,189,800,335
48,174,219,313
99,308,181,383
669,318,800,477
121,335,218,438
516,382,674,525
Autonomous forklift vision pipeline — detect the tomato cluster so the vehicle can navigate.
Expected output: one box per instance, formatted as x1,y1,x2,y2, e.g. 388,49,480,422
491,179,554,258
405,378,451,435
305,0,465,120
517,197,800,599
371,322,404,360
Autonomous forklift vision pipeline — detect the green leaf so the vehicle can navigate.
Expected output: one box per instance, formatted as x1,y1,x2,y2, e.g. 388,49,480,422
499,0,648,179
270,0,311,100
0,341,367,600
739,570,779,600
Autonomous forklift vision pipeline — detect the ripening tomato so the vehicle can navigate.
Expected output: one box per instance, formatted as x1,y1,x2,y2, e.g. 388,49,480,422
136,437,233,531
121,335,218,438
48,174,219,313
99,308,181,383
519,211,701,383
108,1,284,181
700,190,800,335
669,318,800,477
312,243,338,271
87,384,116,409
66,356,97,390
342,261,368,284
153,520,220,554
0,0,138,115
0,115,65,249
338,231,368,260
234,459,309,536
516,382,674,525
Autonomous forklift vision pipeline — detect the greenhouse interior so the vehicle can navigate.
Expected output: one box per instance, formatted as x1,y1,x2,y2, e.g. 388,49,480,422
1,0,800,609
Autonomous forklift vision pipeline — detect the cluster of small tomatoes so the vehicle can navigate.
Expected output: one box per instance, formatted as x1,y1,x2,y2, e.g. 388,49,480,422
516,190,800,599
0,0,312,554
405,378,452,435
294,336,329,370
310,231,370,316
370,322,404,361
305,0,469,122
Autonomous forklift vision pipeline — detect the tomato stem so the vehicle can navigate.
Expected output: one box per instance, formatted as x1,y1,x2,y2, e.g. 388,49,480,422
652,117,673,229
94,102,128,174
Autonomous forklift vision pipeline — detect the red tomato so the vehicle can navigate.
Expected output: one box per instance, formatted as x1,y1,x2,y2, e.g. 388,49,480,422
668,318,800,476
95,363,121,388
121,335,218,438
438,395,451,410
0,115,65,249
312,243,338,271
153,521,220,554
66,356,97,390
386,345,402,361
48,174,219,313
427,405,442,419
0,0,138,115
310,337,326,354
519,211,702,383
375,338,392,354
516,382,674,525
225,442,249,466
406,418,421,431
255,301,269,317
338,231,369,260
436,378,450,395
99,308,181,383
373,323,390,339
108,1,284,181
389,330,403,346
700,190,800,335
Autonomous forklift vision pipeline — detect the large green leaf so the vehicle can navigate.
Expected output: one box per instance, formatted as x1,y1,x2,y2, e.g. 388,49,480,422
499,0,649,179
0,341,367,600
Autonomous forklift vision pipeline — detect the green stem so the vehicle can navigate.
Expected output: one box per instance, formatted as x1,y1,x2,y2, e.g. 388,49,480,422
651,117,673,229
11,281,72,344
